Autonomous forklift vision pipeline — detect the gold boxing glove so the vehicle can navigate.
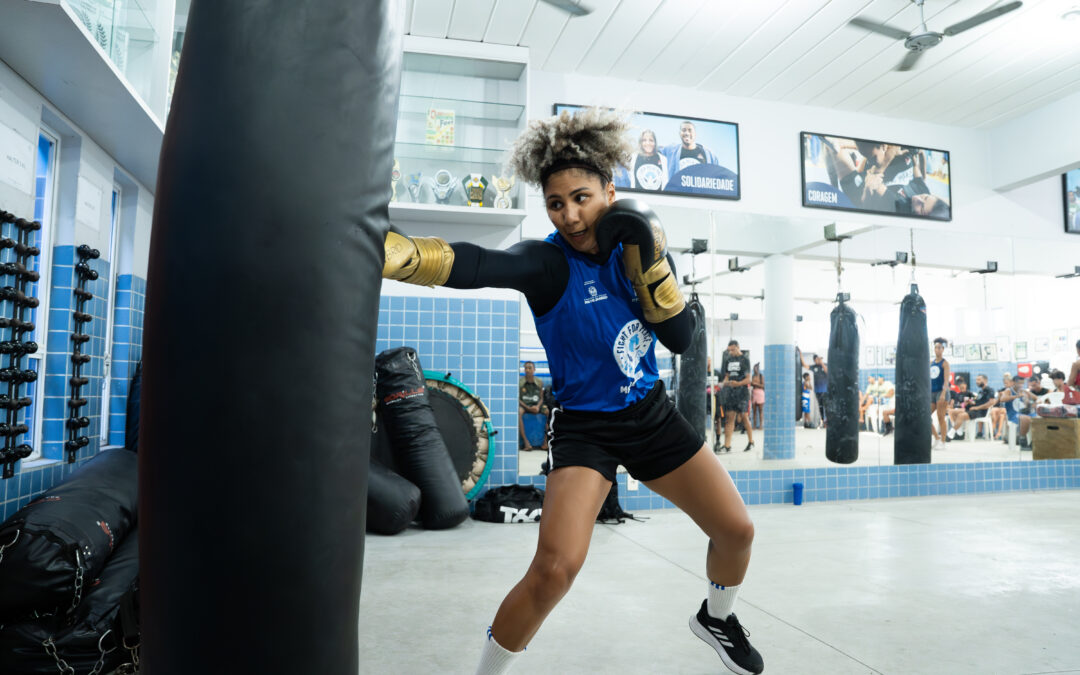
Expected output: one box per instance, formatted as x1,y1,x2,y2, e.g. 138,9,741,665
382,230,455,287
595,200,686,323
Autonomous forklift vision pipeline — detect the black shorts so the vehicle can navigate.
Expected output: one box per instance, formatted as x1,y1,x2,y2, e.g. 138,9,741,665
721,387,749,414
969,409,987,420
547,381,703,483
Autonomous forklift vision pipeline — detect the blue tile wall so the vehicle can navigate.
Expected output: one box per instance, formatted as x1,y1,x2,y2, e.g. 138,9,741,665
763,344,796,460
376,295,521,489
107,275,146,448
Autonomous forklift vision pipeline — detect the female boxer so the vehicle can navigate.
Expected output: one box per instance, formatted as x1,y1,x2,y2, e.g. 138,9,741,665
930,338,951,449
382,108,762,675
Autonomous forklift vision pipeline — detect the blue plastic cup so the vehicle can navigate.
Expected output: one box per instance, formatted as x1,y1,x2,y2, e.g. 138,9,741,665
792,482,804,506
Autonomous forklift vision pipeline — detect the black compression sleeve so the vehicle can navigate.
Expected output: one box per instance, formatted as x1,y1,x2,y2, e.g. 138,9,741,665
444,240,569,316
650,305,696,354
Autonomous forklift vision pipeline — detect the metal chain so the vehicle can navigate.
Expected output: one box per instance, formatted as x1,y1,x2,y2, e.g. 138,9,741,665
42,637,76,675
86,629,117,675
69,551,85,615
0,528,19,565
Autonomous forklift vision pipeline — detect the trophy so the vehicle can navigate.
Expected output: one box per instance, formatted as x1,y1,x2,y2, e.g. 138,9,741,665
431,169,457,205
462,173,489,207
390,159,401,202
407,172,423,203
491,174,515,209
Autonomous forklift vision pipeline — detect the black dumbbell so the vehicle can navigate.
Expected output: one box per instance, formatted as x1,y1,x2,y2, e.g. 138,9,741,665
0,396,32,410
71,334,90,344
0,263,17,277
15,243,39,257
0,341,37,356
13,444,32,459
69,376,89,387
75,262,99,280
14,369,37,383
0,237,14,249
0,423,28,436
0,318,34,332
71,353,91,365
65,437,90,451
68,398,88,408
76,245,100,259
0,210,14,224
73,311,92,324
19,268,39,282
66,417,90,429
14,218,41,231
0,286,38,307
74,288,93,300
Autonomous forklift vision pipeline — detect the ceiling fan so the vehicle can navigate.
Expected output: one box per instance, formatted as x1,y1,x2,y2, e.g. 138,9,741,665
539,0,593,17
848,0,1023,71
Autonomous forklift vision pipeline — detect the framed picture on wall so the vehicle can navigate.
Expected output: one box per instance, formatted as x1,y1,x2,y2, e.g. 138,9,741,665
864,346,876,366
995,336,1010,362
1054,329,1068,351
1035,337,1050,352
967,344,981,361
981,343,996,361
553,104,740,200
885,346,896,366
1015,342,1028,360
1064,168,1080,234
876,346,885,365
952,344,964,359
800,132,951,220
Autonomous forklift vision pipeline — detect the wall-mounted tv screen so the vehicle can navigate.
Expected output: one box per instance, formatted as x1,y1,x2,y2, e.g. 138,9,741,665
1063,168,1080,234
801,132,951,221
553,104,739,200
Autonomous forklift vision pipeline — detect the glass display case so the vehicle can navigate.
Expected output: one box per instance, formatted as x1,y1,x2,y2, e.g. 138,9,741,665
390,38,528,227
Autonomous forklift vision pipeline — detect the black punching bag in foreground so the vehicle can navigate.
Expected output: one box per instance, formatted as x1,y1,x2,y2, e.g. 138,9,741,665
676,298,707,440
825,302,860,464
894,289,932,464
140,2,403,673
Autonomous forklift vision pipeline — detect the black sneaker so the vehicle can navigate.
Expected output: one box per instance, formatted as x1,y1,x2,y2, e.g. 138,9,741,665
744,442,754,453
690,600,763,675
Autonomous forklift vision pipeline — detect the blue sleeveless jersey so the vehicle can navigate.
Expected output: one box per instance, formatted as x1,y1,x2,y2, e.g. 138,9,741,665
930,359,945,392
533,232,659,412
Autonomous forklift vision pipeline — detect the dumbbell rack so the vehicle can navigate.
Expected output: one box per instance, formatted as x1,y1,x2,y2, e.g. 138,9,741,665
0,210,42,479
66,245,99,463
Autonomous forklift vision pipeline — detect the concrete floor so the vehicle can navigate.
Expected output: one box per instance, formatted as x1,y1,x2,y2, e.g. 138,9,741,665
359,491,1080,674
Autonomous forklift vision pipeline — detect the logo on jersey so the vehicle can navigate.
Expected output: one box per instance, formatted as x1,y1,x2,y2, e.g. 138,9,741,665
635,163,664,191
678,157,702,171
613,319,653,384
583,279,608,305
930,365,940,379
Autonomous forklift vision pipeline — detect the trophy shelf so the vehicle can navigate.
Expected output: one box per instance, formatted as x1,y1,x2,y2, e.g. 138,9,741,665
398,95,524,123
389,202,526,227
393,142,508,165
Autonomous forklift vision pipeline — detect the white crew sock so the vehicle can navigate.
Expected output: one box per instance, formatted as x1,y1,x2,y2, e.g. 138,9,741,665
707,581,741,620
475,626,523,675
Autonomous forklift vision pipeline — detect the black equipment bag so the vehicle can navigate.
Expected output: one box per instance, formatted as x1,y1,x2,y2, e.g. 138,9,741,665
471,485,544,523
0,449,137,624
0,529,139,675
894,289,932,464
825,301,860,464
676,298,707,439
375,347,469,530
596,482,640,524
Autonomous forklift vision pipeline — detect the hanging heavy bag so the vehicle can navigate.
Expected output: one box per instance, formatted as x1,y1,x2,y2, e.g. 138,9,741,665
894,288,932,464
375,347,469,530
472,485,544,523
0,529,138,675
0,448,137,624
366,460,421,536
825,301,860,464
676,298,707,440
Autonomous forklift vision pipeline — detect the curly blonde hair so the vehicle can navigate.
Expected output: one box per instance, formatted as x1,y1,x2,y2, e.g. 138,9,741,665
508,107,633,188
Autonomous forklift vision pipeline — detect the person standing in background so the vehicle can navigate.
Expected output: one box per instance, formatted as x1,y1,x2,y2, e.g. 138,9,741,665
929,338,951,449
750,363,764,430
804,354,829,428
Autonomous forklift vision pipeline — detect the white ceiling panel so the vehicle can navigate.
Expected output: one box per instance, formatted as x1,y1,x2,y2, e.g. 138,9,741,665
605,0,707,81
448,0,497,42
573,0,662,77
402,0,1080,129
517,1,570,69
410,0,454,38
482,0,536,46
542,0,620,71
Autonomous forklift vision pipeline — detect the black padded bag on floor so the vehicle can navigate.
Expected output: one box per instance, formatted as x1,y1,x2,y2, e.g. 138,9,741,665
826,301,860,464
375,347,468,530
894,289,932,464
0,529,138,675
0,449,137,624
472,485,544,523
125,360,142,452
676,298,708,441
366,461,421,536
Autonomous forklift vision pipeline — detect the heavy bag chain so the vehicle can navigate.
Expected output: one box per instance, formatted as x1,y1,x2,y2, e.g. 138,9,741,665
68,550,85,617
0,527,19,565
42,627,117,675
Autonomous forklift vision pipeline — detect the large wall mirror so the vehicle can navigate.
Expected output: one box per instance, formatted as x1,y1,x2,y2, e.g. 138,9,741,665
517,209,1080,482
